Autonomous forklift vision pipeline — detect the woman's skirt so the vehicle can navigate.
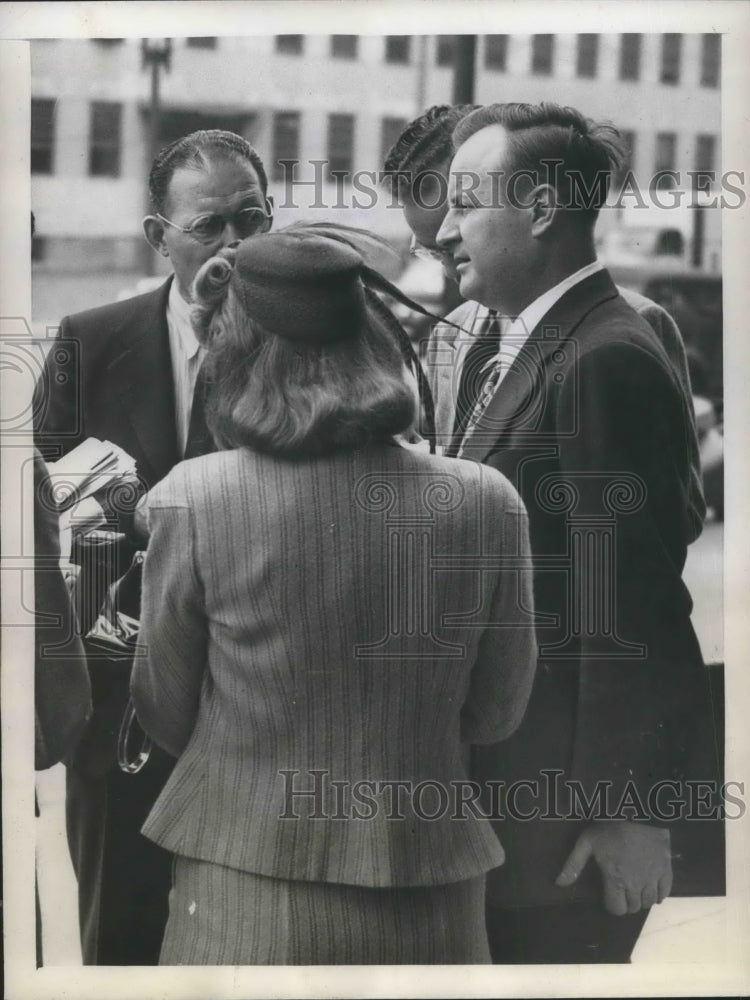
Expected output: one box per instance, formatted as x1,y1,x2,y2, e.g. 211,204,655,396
160,854,491,965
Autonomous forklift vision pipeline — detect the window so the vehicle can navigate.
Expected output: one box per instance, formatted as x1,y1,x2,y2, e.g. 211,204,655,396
381,116,408,165
614,129,636,184
31,235,47,263
619,33,641,80
700,34,720,87
385,36,411,64
31,98,55,174
88,101,122,178
331,35,358,59
660,34,682,85
327,113,355,179
186,37,217,49
654,131,677,187
695,134,717,174
272,112,301,182
436,36,454,67
576,34,598,78
92,38,124,46
276,35,303,55
531,34,554,75
484,35,508,72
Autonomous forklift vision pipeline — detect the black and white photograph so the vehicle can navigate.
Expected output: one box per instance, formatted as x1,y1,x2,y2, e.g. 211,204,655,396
1,2,749,997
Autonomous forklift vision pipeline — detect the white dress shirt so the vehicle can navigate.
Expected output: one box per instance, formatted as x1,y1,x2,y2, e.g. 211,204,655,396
166,280,206,458
479,259,604,386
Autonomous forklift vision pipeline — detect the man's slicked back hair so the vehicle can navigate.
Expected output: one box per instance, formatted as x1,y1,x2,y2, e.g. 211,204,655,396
148,129,269,214
453,102,625,217
382,104,479,197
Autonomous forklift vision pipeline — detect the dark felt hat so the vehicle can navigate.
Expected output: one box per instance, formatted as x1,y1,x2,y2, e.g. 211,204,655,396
230,230,367,346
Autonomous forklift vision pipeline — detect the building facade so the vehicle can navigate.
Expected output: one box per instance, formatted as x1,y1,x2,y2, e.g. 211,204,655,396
31,32,721,275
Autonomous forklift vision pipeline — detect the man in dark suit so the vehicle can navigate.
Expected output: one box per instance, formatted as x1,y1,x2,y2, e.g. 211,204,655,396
382,105,705,540
33,129,272,964
435,103,709,963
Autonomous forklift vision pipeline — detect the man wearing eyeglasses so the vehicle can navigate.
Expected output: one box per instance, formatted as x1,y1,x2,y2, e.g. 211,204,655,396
33,129,272,965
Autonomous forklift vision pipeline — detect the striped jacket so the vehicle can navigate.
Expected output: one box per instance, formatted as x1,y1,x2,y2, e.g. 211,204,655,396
131,442,536,887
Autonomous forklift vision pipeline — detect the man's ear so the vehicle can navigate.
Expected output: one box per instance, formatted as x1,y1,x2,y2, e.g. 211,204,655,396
264,194,274,232
143,216,170,256
529,184,558,238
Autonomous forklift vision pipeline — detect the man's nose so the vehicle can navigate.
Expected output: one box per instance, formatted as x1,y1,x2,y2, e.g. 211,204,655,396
222,220,241,245
435,211,458,250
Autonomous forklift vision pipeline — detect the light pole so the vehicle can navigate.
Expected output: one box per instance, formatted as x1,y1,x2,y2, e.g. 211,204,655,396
141,38,172,275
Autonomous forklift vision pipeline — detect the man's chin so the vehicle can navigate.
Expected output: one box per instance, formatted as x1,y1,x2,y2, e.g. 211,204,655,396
457,270,479,302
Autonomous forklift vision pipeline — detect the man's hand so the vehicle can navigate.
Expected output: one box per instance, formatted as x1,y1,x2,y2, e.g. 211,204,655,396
556,821,672,915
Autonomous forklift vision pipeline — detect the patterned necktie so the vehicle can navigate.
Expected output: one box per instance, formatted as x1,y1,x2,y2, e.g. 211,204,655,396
461,316,505,442
450,312,503,452
183,361,214,460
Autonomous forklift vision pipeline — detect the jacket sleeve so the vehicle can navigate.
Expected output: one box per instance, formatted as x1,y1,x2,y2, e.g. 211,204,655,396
130,487,208,758
460,469,537,744
635,299,706,540
554,338,704,814
34,450,92,769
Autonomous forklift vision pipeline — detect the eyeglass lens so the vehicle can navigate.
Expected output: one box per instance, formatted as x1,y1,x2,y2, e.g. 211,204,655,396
192,206,268,242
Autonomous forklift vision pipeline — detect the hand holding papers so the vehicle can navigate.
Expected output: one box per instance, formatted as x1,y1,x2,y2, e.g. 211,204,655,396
46,438,138,512
47,439,139,558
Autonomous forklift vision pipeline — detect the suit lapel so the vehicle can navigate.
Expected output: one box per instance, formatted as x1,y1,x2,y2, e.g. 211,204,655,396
458,270,620,463
107,278,179,486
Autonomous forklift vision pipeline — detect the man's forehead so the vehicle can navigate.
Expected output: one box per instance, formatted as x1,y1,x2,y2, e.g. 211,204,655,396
450,124,509,177
167,157,263,208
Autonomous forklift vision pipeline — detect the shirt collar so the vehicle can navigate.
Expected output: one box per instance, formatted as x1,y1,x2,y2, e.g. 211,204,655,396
509,259,604,344
167,277,202,360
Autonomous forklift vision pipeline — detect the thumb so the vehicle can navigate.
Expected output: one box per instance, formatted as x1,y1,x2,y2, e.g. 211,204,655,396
556,831,594,887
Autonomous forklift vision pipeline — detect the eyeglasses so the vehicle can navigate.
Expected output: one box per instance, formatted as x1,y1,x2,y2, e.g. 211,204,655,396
409,234,446,263
157,201,272,245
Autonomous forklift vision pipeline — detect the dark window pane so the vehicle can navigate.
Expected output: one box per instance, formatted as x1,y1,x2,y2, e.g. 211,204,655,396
576,34,598,78
619,33,641,80
614,129,636,185
92,38,124,46
31,98,55,175
531,34,554,75
655,131,677,187
660,33,682,85
272,111,301,182
695,134,717,174
700,33,720,87
385,36,411,64
276,35,304,55
331,35,358,59
484,35,508,71
89,101,122,178
327,113,355,178
436,36,454,67
186,37,217,49
31,235,47,262
381,116,408,166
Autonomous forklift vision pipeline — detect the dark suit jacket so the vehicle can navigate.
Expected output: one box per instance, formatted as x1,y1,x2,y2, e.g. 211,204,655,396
34,449,92,769
33,278,179,774
461,269,710,907
34,278,178,492
132,444,538,888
